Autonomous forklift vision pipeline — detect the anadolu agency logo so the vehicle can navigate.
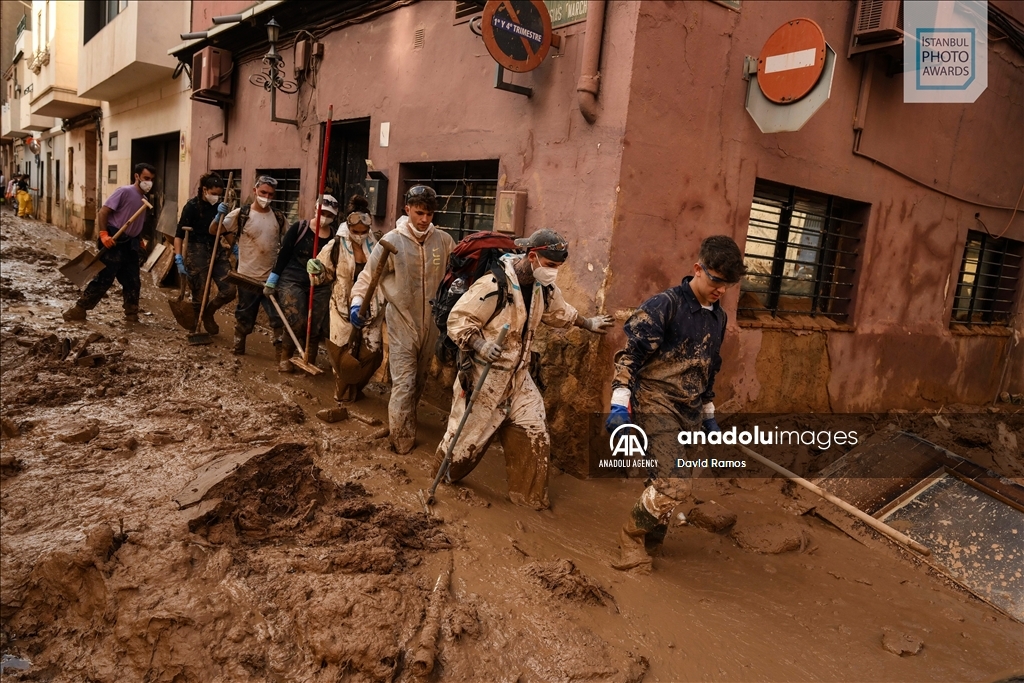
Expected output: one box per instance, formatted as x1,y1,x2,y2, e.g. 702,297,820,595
603,424,658,468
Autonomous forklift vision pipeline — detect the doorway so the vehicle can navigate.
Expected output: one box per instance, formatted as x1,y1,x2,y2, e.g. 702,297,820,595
322,118,370,212
130,131,180,246
84,128,97,237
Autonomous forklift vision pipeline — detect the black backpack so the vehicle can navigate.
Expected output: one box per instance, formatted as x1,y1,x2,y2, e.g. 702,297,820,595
431,231,519,364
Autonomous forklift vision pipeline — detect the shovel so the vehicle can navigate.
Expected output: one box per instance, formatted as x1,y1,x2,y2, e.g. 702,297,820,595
60,199,153,287
168,227,195,331
422,323,510,507
336,240,397,388
267,292,323,376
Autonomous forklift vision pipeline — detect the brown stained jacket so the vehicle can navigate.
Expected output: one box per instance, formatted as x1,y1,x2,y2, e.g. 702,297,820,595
447,253,579,384
612,276,725,422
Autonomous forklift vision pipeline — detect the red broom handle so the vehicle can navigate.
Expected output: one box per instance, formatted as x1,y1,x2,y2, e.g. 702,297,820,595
305,105,333,362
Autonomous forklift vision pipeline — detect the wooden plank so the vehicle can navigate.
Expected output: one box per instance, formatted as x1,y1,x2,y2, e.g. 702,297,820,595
173,444,280,509
151,240,175,287
142,243,166,272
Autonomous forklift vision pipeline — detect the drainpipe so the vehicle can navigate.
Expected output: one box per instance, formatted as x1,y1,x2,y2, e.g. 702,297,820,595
576,0,607,124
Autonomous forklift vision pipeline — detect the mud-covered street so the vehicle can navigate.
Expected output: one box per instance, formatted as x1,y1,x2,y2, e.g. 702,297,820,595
1,213,1022,681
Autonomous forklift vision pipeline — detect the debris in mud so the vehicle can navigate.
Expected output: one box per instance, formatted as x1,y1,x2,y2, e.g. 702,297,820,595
0,275,25,300
523,559,612,606
732,521,808,554
1,416,19,438
57,422,100,444
687,501,737,532
882,631,924,656
273,401,306,424
0,453,23,475
316,407,348,423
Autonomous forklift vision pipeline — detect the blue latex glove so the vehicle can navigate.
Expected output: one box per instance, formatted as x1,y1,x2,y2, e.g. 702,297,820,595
349,304,364,329
263,272,279,298
702,417,721,433
174,254,188,276
232,243,239,258
217,202,230,215
605,405,631,433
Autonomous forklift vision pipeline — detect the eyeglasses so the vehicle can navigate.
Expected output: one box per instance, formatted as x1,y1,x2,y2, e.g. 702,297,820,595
320,197,339,209
699,263,733,286
348,211,371,226
254,175,278,187
406,185,437,200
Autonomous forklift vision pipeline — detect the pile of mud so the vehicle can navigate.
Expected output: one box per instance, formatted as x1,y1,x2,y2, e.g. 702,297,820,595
1,445,454,682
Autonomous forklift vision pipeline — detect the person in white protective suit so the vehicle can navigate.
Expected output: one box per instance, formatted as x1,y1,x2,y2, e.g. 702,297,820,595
431,229,614,509
308,195,387,402
350,185,454,454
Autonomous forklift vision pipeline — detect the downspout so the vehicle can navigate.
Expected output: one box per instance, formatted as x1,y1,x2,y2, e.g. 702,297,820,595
576,0,607,124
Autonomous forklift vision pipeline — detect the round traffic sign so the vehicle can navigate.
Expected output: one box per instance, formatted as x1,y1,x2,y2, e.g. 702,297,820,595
482,0,553,73
757,18,827,104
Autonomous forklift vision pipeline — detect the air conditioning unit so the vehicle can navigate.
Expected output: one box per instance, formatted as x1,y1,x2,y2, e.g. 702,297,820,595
849,0,904,57
191,46,233,103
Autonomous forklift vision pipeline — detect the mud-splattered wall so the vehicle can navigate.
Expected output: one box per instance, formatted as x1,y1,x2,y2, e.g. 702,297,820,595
603,0,1024,424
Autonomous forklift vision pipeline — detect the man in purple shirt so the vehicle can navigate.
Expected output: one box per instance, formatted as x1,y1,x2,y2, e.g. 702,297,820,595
63,163,156,323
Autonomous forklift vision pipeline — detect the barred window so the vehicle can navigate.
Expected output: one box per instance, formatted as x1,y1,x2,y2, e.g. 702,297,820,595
951,231,1023,327
401,160,499,242
739,179,866,323
255,168,300,224
454,1,484,24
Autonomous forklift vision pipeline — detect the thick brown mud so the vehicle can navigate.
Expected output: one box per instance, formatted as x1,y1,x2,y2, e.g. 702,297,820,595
2,213,1023,682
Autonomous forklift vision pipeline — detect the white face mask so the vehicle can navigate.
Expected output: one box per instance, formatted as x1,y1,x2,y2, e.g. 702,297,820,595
204,192,220,205
532,265,558,286
139,180,153,193
320,215,334,227
349,232,368,245
255,196,271,208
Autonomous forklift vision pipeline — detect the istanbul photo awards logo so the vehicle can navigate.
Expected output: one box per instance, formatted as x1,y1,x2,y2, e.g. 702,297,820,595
905,0,988,103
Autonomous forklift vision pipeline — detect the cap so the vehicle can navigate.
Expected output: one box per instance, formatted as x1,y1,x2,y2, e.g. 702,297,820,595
318,194,340,215
515,228,569,263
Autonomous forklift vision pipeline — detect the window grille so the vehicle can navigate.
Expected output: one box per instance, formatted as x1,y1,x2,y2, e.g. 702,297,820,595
255,168,300,225
740,179,865,321
402,160,499,242
951,231,1023,327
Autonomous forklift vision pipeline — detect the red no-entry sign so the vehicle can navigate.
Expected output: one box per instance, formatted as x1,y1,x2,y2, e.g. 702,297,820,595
757,19,827,104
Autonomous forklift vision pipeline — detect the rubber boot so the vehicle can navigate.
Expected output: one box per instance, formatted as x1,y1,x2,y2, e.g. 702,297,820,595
611,502,658,573
645,524,669,555
232,331,246,355
62,305,87,322
202,306,220,335
278,339,295,373
124,305,139,323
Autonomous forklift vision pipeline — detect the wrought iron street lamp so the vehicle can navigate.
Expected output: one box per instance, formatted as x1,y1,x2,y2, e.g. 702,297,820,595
248,17,298,126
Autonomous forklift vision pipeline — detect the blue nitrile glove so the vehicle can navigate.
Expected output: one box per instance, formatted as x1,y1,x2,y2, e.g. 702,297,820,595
702,417,721,433
263,272,279,298
349,304,364,329
306,258,324,275
217,202,230,215
605,405,631,433
232,243,239,258
174,254,188,276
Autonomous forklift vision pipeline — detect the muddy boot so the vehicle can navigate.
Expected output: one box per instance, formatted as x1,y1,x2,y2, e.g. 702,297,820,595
278,339,295,373
232,331,247,355
202,307,220,335
611,503,658,573
62,305,87,322
124,305,139,323
645,524,669,555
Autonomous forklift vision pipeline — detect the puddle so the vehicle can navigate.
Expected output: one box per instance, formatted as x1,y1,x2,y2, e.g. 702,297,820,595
1,654,32,673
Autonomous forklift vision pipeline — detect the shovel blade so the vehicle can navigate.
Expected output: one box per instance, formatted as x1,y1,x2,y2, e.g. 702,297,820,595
59,250,105,287
338,347,384,386
168,298,196,331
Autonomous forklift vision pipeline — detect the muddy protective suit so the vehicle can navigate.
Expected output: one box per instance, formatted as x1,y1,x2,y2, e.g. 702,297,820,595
611,276,725,566
312,223,386,401
351,216,453,453
431,254,579,509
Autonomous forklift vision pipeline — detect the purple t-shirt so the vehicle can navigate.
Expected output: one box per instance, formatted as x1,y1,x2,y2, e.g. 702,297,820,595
103,184,148,238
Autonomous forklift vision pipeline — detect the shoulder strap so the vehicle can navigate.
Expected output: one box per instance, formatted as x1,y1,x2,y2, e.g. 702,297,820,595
237,205,251,233
296,220,310,244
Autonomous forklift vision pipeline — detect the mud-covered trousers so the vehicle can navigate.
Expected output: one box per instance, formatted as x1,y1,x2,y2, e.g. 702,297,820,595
234,288,283,338
629,410,700,531
76,238,142,314
385,304,437,455
431,364,550,509
184,241,235,317
276,267,330,351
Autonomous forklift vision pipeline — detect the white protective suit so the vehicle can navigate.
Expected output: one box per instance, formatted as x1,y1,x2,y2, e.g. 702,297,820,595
313,223,387,401
432,253,579,509
351,215,453,453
